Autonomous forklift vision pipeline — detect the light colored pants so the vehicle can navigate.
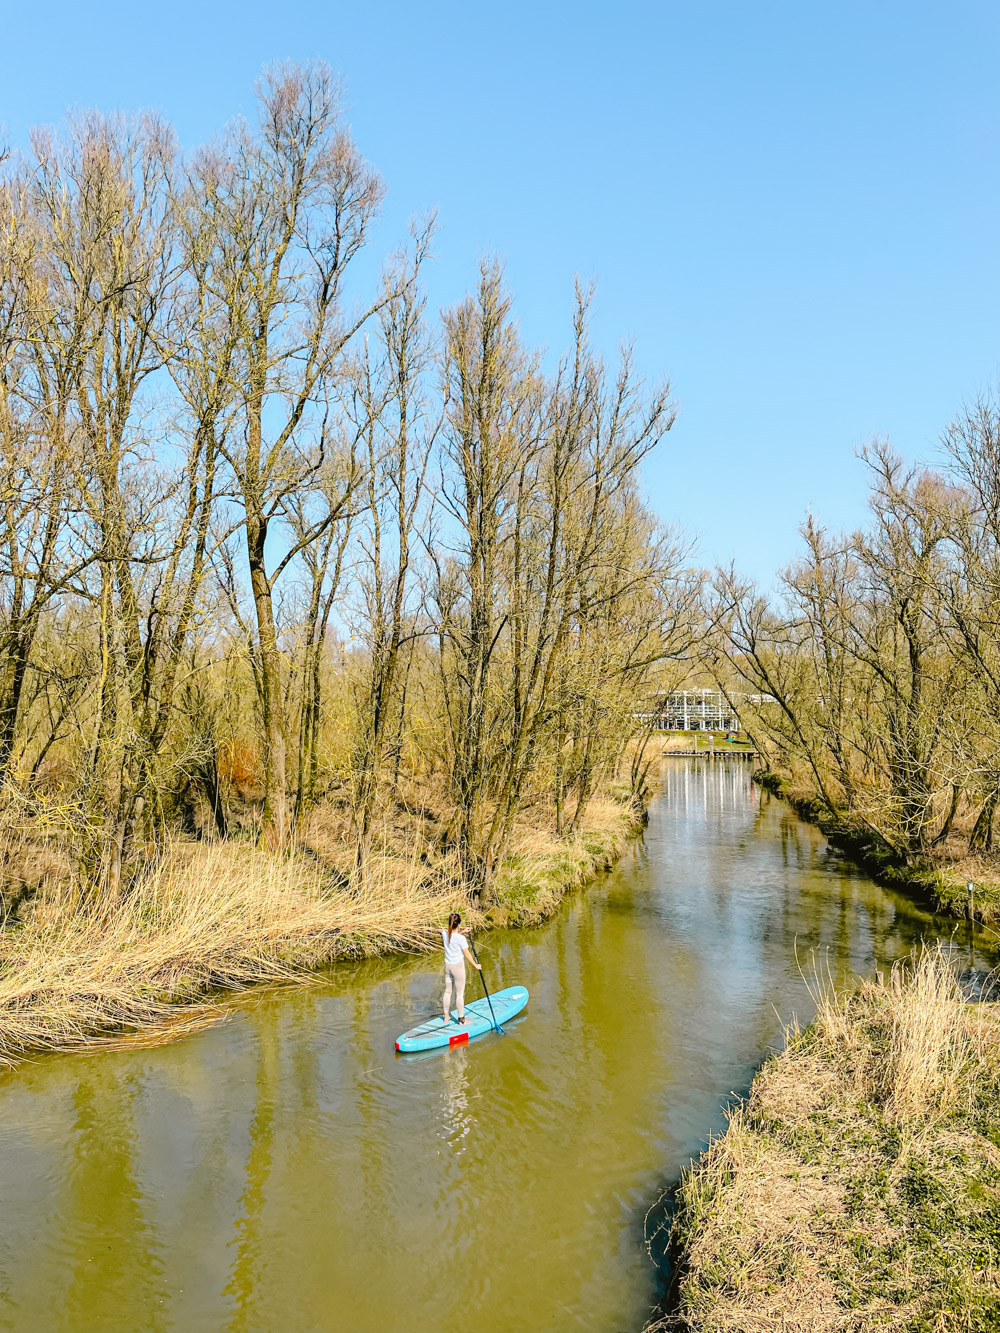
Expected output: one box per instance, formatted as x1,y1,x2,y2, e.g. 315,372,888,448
443,961,466,1019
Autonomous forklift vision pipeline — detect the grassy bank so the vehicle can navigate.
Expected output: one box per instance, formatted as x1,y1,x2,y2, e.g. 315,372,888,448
754,770,1000,928
0,789,642,1067
656,948,1000,1333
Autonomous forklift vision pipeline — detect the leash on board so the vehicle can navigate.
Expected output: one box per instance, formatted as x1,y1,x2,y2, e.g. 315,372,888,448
470,939,504,1034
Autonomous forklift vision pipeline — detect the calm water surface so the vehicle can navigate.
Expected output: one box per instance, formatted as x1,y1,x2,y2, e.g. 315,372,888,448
0,762,991,1332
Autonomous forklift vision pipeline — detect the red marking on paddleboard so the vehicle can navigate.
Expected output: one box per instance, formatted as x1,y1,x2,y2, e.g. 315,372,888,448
449,1031,469,1046
395,1042,401,1051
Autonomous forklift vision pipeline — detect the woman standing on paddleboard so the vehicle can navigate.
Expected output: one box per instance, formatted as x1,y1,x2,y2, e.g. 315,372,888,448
442,913,481,1025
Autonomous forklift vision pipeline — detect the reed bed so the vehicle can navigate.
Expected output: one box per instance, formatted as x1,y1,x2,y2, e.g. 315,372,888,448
0,790,640,1065
657,946,1000,1333
0,842,456,1067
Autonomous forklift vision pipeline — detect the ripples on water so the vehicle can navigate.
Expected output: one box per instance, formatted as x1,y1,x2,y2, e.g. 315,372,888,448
0,762,993,1332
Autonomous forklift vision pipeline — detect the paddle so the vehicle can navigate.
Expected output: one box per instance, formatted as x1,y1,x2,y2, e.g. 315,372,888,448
469,939,504,1035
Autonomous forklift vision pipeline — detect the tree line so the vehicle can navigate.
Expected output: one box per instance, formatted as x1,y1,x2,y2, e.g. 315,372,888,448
713,412,1000,862
0,64,694,902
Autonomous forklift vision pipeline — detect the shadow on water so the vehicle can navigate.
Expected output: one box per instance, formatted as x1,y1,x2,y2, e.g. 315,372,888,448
0,761,995,1333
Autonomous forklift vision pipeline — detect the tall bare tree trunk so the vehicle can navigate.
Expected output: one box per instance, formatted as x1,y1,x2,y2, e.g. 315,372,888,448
247,508,287,846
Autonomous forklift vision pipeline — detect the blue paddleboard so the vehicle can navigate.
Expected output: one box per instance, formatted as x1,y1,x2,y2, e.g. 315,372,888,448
395,986,529,1052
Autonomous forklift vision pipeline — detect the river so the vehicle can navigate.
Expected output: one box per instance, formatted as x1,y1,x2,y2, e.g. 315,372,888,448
0,761,991,1332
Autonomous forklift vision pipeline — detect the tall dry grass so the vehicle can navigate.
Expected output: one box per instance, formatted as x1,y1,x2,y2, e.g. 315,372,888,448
811,943,993,1122
660,946,1000,1333
0,842,457,1066
0,779,640,1064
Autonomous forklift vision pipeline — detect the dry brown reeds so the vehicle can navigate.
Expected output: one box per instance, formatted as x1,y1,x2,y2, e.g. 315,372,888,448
810,944,995,1122
659,946,1000,1333
0,787,640,1065
0,841,457,1067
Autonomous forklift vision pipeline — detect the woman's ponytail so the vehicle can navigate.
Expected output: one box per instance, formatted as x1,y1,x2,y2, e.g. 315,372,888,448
447,911,461,943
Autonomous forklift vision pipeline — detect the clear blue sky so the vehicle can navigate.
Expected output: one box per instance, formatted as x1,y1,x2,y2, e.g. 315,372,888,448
3,0,998,583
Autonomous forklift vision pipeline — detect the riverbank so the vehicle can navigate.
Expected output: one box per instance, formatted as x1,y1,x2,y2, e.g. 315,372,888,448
754,770,1000,928
0,790,642,1067
656,947,1000,1332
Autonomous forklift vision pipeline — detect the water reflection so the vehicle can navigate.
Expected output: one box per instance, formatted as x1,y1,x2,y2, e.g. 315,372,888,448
439,1047,471,1150
0,763,992,1333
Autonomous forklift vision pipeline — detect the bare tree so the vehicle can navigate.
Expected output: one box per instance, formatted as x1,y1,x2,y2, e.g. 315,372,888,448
16,113,182,891
433,271,676,897
348,253,436,873
0,180,84,782
205,63,385,848
288,433,359,827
